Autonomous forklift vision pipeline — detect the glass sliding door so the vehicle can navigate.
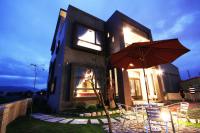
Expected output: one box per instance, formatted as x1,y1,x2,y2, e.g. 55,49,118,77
129,78,142,99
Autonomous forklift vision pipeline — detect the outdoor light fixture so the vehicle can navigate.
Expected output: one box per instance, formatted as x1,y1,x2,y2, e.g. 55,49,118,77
129,63,134,67
122,68,124,71
161,109,170,122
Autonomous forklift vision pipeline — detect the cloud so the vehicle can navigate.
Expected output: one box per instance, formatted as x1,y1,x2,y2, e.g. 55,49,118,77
156,20,166,29
155,12,198,39
0,57,48,89
170,13,195,34
0,75,40,80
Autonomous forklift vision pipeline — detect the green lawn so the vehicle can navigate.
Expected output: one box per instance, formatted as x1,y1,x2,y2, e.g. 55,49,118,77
179,121,200,128
7,117,106,133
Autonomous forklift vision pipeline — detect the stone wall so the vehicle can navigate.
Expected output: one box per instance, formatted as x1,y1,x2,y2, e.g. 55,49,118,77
0,98,31,133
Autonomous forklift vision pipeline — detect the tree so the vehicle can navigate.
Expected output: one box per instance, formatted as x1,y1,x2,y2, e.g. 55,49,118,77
89,56,113,133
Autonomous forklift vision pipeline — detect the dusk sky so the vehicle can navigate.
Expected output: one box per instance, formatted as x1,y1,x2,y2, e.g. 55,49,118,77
0,0,199,89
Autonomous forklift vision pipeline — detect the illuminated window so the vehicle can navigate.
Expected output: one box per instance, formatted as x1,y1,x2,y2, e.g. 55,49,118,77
128,71,142,99
123,24,150,47
75,25,102,51
73,66,102,97
114,68,119,96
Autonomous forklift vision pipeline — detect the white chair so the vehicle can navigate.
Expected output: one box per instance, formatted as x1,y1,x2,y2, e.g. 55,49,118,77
177,102,189,131
145,106,172,133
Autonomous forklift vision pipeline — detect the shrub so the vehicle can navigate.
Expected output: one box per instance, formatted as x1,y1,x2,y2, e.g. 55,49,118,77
87,105,97,112
76,102,86,111
32,96,52,113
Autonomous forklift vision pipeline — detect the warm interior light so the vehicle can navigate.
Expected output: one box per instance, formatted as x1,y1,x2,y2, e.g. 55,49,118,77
156,69,163,75
77,40,102,51
123,26,150,47
77,27,102,51
75,69,100,97
122,68,124,71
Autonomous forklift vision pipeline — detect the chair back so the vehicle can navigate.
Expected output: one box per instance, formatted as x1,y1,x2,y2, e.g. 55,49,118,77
135,105,144,113
116,103,123,110
146,106,161,120
180,102,189,114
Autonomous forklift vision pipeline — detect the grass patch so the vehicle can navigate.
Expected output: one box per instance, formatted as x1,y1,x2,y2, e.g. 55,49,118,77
7,117,106,133
179,121,200,128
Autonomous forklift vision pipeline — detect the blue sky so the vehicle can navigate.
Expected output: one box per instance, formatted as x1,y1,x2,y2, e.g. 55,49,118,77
0,0,199,89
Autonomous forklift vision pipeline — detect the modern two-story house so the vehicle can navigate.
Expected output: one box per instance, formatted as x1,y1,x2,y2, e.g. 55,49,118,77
47,5,181,112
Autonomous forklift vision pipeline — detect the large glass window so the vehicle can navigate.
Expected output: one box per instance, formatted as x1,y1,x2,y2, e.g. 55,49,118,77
73,66,102,97
123,23,150,47
75,25,102,51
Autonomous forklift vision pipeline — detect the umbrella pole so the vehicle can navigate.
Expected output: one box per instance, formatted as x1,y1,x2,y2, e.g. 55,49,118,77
142,68,150,104
143,68,152,133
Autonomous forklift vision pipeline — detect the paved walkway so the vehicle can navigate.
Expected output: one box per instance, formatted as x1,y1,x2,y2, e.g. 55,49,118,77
31,113,119,125
32,113,200,133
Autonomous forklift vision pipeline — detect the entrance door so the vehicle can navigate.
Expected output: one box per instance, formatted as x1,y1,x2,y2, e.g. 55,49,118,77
129,78,142,99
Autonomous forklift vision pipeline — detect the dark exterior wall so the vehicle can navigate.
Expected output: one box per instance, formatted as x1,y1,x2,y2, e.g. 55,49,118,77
58,5,106,111
47,9,67,112
160,64,181,93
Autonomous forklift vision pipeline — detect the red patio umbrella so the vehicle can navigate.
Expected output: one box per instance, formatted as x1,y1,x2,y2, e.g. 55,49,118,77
111,38,190,104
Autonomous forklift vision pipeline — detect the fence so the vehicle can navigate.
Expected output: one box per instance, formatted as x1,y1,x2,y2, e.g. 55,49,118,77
185,92,200,101
0,98,32,133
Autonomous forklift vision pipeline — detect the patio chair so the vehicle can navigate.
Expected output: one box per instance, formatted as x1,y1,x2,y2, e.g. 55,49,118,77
177,102,189,131
134,105,146,122
145,106,172,133
178,102,189,118
116,103,143,132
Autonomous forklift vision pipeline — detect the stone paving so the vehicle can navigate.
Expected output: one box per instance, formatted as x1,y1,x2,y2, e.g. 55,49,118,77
31,113,200,133
70,119,88,124
90,119,100,124
58,118,73,124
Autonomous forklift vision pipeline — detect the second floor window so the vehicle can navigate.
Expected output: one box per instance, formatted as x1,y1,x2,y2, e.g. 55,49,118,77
75,24,102,51
123,23,150,47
